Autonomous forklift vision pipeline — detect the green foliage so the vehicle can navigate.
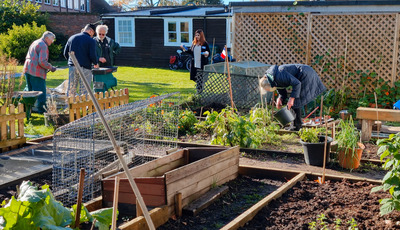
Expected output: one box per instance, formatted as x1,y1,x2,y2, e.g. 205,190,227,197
178,109,198,136
0,22,62,63
1,22,62,62
299,128,320,143
308,214,358,230
196,106,280,148
336,116,360,154
0,181,114,229
0,0,48,34
371,132,400,216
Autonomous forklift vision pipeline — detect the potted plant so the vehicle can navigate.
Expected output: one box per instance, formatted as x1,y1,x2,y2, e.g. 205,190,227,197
336,115,364,169
44,94,69,128
299,127,332,166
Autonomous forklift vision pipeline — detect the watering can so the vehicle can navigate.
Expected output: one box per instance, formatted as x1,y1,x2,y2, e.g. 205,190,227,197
274,106,295,126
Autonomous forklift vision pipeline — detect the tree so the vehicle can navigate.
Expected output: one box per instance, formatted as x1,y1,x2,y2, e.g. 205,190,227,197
0,0,48,34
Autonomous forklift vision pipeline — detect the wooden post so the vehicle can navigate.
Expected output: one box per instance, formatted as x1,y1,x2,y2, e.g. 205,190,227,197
391,13,400,87
175,192,182,217
305,13,313,65
74,168,85,228
321,115,328,184
225,45,234,110
136,198,143,217
111,177,120,230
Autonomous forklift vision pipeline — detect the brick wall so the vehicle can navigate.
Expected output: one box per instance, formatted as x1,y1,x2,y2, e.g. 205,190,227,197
48,13,100,37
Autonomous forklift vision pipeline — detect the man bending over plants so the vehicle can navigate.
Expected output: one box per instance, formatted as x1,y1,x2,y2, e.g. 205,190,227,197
259,64,326,131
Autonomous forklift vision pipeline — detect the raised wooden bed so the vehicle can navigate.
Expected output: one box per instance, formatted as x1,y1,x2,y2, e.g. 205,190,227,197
101,146,240,214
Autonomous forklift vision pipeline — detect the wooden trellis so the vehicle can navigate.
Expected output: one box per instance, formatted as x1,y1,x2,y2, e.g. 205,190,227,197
0,103,26,152
233,12,400,96
68,88,129,122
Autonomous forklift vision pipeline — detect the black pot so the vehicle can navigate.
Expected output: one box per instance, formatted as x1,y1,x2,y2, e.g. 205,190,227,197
300,136,333,166
274,106,295,126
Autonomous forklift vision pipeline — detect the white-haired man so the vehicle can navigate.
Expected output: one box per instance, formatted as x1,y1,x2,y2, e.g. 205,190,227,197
23,31,57,114
94,24,121,67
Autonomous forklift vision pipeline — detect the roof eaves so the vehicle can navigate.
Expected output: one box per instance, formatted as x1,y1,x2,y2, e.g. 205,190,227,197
229,0,400,7
150,5,197,15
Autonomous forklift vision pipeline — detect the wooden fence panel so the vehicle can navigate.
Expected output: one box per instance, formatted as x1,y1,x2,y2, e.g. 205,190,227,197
68,88,129,122
233,12,400,96
0,103,26,152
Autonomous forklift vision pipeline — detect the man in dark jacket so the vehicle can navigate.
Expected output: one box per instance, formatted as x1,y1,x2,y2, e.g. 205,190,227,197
64,24,99,97
259,64,327,131
94,24,120,67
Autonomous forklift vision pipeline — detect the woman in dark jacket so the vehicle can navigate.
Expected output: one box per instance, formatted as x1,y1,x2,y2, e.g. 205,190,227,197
181,29,210,82
259,64,327,131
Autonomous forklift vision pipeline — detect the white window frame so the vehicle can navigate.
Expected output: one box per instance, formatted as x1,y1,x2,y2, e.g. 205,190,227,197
53,0,59,6
74,0,79,10
61,0,66,7
164,18,192,47
36,0,42,3
80,1,85,11
226,18,233,48
115,17,135,47
68,0,72,9
45,0,51,5
86,0,90,12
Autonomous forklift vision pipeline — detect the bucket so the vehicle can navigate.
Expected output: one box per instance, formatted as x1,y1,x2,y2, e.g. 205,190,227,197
274,106,295,126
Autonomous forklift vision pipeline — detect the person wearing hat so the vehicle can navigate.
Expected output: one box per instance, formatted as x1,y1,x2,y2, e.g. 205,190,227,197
64,23,99,97
259,64,327,131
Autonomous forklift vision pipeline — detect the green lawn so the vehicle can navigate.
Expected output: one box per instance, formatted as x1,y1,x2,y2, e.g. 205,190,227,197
17,66,196,138
44,66,196,102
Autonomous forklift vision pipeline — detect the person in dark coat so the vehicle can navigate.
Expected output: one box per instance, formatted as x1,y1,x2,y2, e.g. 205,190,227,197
180,29,210,90
259,64,327,131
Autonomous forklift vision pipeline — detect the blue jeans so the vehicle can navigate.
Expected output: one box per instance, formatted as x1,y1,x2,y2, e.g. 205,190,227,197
67,66,93,97
25,73,46,113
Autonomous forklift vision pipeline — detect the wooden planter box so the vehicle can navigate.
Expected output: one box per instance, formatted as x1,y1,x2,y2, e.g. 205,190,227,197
101,146,240,214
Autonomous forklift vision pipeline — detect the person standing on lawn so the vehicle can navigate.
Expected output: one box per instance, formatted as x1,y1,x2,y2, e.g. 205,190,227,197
94,24,121,67
23,31,57,114
180,29,210,90
64,23,99,97
259,64,327,131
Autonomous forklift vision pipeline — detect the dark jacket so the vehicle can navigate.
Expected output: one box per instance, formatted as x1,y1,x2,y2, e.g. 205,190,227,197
265,64,327,108
64,32,98,69
94,36,121,67
184,42,210,81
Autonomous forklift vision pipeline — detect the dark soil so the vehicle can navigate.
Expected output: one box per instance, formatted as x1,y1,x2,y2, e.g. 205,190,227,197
158,175,285,230
239,179,400,229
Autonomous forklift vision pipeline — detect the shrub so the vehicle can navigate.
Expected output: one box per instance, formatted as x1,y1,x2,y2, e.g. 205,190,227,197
0,0,48,34
178,109,198,136
0,22,61,63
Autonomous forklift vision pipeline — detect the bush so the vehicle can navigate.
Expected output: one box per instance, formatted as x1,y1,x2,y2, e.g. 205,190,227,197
0,0,48,34
0,22,62,63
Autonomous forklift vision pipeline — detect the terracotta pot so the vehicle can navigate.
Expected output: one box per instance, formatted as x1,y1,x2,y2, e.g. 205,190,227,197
338,148,363,169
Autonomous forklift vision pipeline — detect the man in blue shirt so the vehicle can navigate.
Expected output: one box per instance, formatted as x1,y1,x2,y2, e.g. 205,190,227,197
64,24,99,97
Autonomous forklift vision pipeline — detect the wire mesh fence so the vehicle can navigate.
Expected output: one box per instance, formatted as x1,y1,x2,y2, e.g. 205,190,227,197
195,70,269,110
52,92,180,207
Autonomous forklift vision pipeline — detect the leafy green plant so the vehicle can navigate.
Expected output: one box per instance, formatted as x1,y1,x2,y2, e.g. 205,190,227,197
0,181,114,230
0,22,62,63
308,214,358,230
371,132,400,216
299,128,321,143
336,115,360,155
178,109,198,136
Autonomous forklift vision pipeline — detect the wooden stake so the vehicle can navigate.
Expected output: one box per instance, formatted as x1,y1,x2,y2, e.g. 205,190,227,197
69,52,156,230
319,95,324,125
175,192,183,217
321,115,329,184
136,198,143,217
225,45,234,110
74,168,85,228
111,177,120,230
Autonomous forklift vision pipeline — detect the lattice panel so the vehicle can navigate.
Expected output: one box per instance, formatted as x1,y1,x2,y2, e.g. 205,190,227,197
309,14,397,95
233,12,400,96
234,13,309,67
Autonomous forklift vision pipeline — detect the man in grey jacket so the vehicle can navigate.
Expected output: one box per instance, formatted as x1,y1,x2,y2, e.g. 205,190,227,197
260,64,327,131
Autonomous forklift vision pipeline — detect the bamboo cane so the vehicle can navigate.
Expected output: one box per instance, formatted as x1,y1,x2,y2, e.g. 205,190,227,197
321,115,329,184
69,52,155,230
225,45,234,110
111,176,120,230
74,168,85,228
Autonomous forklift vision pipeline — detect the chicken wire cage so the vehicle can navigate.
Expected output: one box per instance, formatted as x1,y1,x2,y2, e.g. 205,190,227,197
198,61,272,109
52,92,180,207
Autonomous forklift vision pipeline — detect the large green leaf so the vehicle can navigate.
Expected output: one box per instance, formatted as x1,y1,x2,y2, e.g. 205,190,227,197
90,208,114,230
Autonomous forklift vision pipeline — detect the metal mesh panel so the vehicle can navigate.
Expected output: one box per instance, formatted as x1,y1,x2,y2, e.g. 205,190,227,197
196,70,266,109
52,93,179,207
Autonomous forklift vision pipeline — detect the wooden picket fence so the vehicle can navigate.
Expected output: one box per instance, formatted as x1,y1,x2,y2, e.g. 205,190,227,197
0,103,26,152
68,88,130,122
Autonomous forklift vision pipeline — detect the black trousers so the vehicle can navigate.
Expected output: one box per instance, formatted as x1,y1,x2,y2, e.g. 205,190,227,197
292,107,302,130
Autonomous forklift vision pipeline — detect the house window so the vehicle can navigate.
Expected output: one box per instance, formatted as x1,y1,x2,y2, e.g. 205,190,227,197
86,0,90,12
80,1,85,10
164,18,192,46
45,0,50,5
115,18,135,47
226,18,233,48
74,0,79,10
61,0,65,7
36,0,42,3
68,0,72,9
53,0,59,6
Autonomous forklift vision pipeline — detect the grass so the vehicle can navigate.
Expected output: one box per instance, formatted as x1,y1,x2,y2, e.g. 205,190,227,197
14,65,196,138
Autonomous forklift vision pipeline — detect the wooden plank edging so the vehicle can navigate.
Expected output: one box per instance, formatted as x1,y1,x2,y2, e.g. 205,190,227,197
220,172,306,230
118,205,169,230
